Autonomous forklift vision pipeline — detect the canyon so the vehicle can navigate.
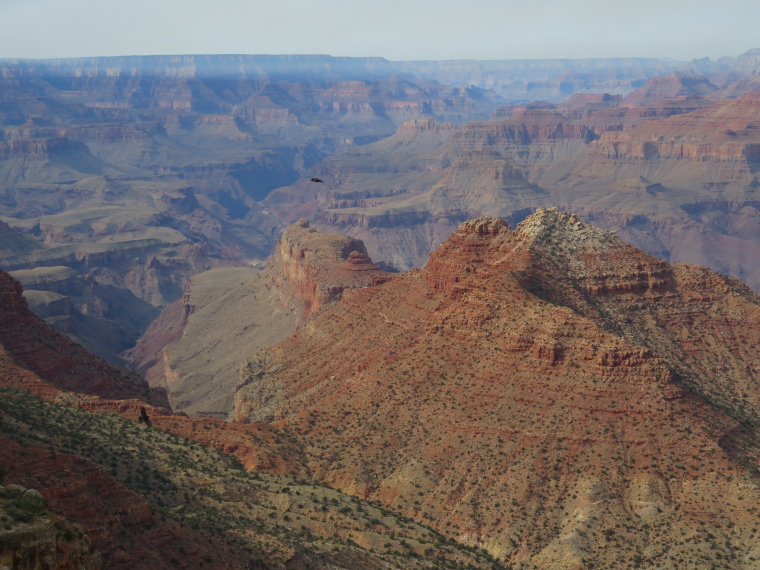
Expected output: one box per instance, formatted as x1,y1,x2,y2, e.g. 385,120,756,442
2,50,760,365
3,209,760,567
127,218,388,415
0,54,502,365
234,210,760,567
273,76,760,295
3,49,760,568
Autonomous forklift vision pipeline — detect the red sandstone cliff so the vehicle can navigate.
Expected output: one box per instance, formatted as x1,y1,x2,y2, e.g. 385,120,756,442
269,218,389,319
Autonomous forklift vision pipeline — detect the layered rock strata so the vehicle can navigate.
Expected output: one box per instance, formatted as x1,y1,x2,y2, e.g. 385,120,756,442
272,86,760,292
234,210,760,567
270,219,389,318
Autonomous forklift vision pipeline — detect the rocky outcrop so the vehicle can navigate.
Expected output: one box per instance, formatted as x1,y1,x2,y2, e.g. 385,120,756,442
234,211,760,567
463,111,599,145
270,219,389,318
422,216,512,293
0,484,97,570
514,208,760,422
589,92,760,164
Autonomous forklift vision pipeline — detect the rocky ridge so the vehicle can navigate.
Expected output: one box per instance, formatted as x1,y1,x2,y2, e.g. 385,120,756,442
0,390,494,569
234,210,760,568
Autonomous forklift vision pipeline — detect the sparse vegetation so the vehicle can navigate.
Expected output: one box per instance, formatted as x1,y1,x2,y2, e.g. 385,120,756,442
0,388,490,568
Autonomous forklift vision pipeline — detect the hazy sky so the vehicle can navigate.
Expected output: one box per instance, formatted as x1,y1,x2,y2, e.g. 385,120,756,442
0,0,757,62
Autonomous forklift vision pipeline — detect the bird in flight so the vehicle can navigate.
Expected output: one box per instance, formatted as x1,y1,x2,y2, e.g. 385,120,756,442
138,406,152,428
309,177,324,183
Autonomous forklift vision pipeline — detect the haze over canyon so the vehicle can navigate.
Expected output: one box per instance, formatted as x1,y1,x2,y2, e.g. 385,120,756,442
2,49,760,568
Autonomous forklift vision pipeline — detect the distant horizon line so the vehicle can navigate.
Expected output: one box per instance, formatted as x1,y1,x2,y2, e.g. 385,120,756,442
0,49,757,64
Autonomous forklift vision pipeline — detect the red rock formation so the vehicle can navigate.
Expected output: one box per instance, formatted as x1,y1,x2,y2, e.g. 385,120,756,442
270,219,389,318
515,208,760,421
234,210,760,567
454,111,598,147
591,92,760,164
621,72,719,107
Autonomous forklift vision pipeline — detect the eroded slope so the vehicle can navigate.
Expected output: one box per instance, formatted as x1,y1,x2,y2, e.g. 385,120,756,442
235,210,760,568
